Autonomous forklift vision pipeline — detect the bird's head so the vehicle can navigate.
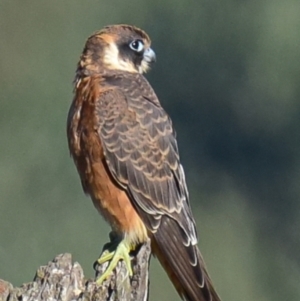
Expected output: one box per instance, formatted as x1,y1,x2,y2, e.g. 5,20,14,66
78,24,156,75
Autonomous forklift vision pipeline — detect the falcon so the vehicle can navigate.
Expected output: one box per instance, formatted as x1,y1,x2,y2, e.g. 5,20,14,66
67,24,221,301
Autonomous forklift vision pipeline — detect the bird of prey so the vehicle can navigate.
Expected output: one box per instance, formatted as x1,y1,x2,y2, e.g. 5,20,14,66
67,24,221,301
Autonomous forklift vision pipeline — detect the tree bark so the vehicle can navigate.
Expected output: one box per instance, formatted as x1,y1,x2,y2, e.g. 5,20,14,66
0,239,151,301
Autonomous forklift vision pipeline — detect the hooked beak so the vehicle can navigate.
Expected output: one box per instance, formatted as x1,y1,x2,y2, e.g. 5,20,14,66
143,48,156,64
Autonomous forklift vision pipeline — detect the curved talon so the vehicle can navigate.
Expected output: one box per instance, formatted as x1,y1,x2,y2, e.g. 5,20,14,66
96,240,133,285
97,250,116,264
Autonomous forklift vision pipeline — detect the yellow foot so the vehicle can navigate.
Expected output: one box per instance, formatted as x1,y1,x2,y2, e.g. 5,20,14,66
96,239,133,285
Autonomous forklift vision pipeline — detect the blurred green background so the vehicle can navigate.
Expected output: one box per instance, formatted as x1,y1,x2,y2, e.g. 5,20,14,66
1,1,300,300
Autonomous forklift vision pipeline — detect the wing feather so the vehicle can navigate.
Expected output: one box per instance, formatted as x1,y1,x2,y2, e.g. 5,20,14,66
94,74,220,301
96,78,193,225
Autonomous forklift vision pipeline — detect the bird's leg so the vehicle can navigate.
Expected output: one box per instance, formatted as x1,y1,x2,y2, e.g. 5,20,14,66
96,232,134,285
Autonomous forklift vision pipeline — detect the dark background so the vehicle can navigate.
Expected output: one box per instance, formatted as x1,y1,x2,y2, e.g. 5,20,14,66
1,1,300,300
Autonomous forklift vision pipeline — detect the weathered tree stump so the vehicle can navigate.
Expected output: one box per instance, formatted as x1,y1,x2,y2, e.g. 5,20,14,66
0,240,151,301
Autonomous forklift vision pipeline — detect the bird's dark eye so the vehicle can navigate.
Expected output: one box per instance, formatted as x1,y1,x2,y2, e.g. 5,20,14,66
129,39,144,52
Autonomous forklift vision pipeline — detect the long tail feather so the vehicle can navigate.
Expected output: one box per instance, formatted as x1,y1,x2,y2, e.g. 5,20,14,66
152,216,221,301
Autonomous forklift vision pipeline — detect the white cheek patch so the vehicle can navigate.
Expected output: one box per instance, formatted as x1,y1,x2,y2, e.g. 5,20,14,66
103,42,138,73
139,59,150,74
